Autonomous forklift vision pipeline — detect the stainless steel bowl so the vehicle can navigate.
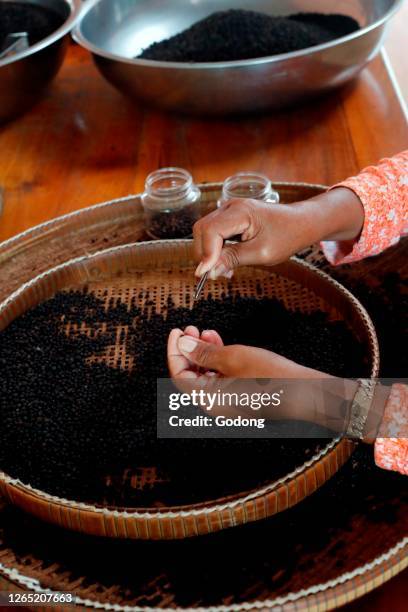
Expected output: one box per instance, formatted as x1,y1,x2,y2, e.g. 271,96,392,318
73,0,402,116
0,0,81,123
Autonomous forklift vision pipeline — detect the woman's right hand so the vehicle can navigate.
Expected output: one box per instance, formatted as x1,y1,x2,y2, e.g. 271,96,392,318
193,189,364,279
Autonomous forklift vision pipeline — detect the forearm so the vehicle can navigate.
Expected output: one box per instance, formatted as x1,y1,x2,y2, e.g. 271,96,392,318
286,375,358,434
322,152,408,265
282,368,389,443
291,187,364,247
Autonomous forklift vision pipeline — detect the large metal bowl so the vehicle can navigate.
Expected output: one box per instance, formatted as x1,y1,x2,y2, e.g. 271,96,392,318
73,0,402,116
0,0,81,123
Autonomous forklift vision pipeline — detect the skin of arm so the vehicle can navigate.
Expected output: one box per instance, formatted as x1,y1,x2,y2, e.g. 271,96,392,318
169,170,403,443
170,155,408,472
167,327,387,442
170,190,378,439
193,187,365,278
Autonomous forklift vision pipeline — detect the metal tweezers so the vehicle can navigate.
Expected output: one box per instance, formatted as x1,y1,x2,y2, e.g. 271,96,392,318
194,271,209,301
194,238,229,301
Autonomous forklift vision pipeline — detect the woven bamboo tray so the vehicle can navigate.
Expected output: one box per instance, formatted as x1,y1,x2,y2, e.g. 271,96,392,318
0,182,405,609
0,235,378,539
0,444,406,611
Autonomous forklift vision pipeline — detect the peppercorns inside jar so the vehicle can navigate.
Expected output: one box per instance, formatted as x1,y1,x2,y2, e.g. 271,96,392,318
141,168,201,239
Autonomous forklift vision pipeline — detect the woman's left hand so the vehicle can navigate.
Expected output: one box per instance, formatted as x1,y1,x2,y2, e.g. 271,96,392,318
167,327,357,430
167,327,323,380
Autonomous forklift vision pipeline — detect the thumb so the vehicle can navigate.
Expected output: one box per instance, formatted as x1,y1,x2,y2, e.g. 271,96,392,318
178,335,223,370
211,241,262,278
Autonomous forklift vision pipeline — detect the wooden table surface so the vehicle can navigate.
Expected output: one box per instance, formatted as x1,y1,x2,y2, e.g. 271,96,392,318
0,40,407,610
0,43,408,243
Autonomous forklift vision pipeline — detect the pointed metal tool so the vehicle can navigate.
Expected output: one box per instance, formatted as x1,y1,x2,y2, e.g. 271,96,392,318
194,271,209,301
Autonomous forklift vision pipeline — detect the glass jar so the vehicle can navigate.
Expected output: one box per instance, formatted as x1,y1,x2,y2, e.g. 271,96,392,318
141,168,201,239
218,172,279,207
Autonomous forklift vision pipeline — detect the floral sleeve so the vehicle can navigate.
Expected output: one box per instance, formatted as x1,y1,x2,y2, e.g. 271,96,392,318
321,152,408,476
375,385,408,476
321,150,408,265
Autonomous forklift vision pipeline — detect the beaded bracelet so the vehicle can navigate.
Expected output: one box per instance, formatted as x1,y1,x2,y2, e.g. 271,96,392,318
346,379,376,440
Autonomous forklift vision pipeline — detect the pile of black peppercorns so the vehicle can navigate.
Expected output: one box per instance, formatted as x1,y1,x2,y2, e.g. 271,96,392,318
0,445,405,607
147,205,198,239
339,272,407,378
0,289,367,506
0,2,64,49
139,10,359,62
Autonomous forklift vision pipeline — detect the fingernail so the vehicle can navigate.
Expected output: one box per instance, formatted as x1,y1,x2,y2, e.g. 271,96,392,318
225,270,234,279
195,263,204,277
178,336,198,353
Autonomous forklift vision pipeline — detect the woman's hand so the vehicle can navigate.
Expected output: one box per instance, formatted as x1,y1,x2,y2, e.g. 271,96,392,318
167,326,323,380
167,326,224,379
193,188,364,279
167,328,359,431
167,327,316,420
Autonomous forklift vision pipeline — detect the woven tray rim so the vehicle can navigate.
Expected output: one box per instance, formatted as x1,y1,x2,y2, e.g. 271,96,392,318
0,182,328,254
0,183,404,603
0,537,406,611
0,239,378,518
0,436,342,518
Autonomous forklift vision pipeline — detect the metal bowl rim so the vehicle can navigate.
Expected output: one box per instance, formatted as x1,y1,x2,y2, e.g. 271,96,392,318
73,0,403,70
0,0,82,68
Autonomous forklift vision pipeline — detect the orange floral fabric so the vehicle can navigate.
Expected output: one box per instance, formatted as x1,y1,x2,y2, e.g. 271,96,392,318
375,385,408,475
322,150,408,265
322,151,408,476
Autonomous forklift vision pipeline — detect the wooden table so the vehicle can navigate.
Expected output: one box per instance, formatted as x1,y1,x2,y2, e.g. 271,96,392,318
0,42,407,610
0,43,407,243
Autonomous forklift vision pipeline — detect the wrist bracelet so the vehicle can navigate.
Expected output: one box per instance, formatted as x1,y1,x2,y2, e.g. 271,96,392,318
346,379,376,440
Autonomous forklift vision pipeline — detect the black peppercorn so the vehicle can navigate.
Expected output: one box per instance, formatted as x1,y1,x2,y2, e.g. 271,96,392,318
139,10,359,63
0,289,367,506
